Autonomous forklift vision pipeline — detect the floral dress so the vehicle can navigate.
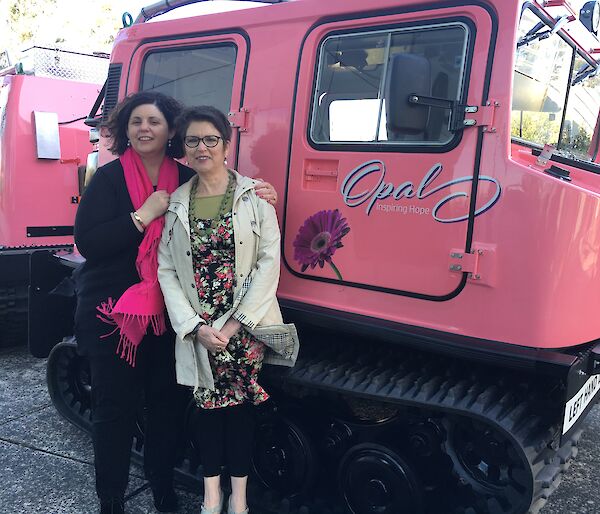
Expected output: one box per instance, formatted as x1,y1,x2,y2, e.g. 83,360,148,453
189,189,269,410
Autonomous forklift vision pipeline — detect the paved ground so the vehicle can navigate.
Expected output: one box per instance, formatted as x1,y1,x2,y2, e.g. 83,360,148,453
0,346,203,514
1,344,599,514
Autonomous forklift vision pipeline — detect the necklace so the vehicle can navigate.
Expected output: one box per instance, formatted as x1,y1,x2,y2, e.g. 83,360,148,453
191,170,236,232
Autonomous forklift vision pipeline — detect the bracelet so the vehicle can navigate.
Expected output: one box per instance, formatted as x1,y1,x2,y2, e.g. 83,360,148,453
132,211,146,230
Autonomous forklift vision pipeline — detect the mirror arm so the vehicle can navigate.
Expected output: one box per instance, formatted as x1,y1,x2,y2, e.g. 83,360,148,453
407,94,467,132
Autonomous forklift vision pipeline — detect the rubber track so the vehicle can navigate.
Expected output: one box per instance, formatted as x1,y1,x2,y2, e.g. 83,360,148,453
255,346,583,514
0,286,27,348
47,337,582,514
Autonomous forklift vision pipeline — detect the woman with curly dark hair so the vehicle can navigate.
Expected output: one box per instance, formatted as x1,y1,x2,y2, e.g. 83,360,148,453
74,91,277,514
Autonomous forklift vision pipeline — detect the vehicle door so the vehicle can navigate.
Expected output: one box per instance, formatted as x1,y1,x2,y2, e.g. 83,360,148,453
283,4,500,299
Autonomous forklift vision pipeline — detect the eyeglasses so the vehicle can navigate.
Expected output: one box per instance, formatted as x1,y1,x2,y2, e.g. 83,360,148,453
184,135,222,148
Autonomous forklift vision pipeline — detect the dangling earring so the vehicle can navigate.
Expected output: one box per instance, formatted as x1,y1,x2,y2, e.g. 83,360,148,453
167,139,172,149
127,139,131,147
224,158,228,165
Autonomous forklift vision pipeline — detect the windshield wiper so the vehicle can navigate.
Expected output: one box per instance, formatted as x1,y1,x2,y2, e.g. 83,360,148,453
517,21,545,47
572,62,599,85
517,16,570,48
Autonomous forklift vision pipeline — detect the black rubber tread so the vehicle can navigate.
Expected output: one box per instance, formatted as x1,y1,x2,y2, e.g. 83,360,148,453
0,285,28,348
46,338,92,433
260,346,582,514
43,336,583,514
161,345,583,514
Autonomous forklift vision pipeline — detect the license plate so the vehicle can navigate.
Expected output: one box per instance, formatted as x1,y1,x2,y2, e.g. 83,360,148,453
563,374,600,435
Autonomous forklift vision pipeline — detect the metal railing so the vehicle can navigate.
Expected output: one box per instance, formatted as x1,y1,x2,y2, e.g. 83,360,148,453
133,0,288,24
2,46,109,84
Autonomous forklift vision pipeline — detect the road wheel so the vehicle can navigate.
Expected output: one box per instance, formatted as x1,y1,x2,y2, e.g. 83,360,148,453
46,337,92,432
252,415,318,497
338,443,423,514
443,415,533,514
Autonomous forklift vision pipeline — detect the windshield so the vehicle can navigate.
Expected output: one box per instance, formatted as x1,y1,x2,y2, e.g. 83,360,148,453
511,8,600,164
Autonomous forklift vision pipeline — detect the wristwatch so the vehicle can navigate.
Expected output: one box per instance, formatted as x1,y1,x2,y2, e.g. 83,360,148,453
190,322,203,339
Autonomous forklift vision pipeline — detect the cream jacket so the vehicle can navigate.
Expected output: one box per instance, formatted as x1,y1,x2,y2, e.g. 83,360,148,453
158,170,299,391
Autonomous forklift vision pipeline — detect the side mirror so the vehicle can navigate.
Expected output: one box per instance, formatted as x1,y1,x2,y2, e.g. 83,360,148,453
386,53,431,135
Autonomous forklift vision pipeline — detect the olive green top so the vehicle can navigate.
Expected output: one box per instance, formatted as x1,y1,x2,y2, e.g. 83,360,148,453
190,194,234,220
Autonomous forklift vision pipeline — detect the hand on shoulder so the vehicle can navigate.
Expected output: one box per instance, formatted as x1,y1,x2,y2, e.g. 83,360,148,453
253,177,277,206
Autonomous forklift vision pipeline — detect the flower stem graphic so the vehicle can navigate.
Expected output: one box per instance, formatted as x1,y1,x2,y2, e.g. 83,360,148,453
329,261,343,281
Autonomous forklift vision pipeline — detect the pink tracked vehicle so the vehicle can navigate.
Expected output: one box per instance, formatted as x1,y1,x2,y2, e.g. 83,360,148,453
30,1,600,512
0,47,108,347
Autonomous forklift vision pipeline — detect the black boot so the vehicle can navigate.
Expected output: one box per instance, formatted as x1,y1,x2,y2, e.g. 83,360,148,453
99,499,125,514
151,484,179,512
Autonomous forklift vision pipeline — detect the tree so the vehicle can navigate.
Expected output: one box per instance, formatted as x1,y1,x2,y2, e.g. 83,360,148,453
511,110,561,146
0,0,122,57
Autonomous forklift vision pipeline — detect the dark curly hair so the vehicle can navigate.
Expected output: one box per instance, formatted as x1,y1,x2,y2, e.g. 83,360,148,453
104,91,184,158
175,105,232,146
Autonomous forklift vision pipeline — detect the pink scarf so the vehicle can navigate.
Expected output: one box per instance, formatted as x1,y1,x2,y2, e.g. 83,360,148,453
97,148,179,365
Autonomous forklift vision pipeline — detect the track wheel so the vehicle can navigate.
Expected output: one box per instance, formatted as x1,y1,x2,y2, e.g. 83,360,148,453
444,417,532,513
46,337,92,432
252,416,317,497
338,443,423,514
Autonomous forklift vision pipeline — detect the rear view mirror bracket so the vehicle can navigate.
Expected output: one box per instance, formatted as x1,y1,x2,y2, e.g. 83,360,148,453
407,94,485,131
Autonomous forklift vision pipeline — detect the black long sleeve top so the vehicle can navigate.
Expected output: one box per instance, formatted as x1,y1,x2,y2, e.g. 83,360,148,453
74,157,194,356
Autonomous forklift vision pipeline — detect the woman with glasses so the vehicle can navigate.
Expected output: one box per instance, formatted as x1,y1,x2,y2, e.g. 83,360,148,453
158,105,299,514
74,92,278,514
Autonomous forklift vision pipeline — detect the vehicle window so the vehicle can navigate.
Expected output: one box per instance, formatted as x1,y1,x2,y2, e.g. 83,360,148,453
560,55,600,161
511,9,573,149
511,8,600,166
310,23,469,147
141,44,236,112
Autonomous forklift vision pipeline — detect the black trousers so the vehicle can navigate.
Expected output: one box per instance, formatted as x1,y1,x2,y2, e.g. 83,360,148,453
87,331,183,502
195,403,257,478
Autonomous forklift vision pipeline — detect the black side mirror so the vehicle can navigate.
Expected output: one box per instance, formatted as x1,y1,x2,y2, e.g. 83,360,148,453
386,53,431,135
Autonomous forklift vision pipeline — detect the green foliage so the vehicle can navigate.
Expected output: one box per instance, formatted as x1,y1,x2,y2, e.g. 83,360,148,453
512,109,595,161
560,124,592,160
7,0,57,43
1,0,121,54
511,111,561,146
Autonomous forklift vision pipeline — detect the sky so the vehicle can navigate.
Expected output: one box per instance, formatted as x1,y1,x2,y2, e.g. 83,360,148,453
115,0,263,20
110,0,267,29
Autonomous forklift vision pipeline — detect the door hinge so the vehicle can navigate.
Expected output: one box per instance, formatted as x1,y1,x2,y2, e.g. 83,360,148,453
228,108,249,132
449,245,496,285
449,249,481,279
463,102,498,132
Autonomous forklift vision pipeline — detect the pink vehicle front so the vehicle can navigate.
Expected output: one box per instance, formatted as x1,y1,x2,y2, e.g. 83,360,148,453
0,47,107,347
31,1,600,513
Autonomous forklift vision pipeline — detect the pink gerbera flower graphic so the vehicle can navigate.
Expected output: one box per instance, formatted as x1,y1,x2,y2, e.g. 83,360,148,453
293,209,350,280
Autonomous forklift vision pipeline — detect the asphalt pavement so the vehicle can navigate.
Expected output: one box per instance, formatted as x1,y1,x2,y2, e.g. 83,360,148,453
1,344,599,514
